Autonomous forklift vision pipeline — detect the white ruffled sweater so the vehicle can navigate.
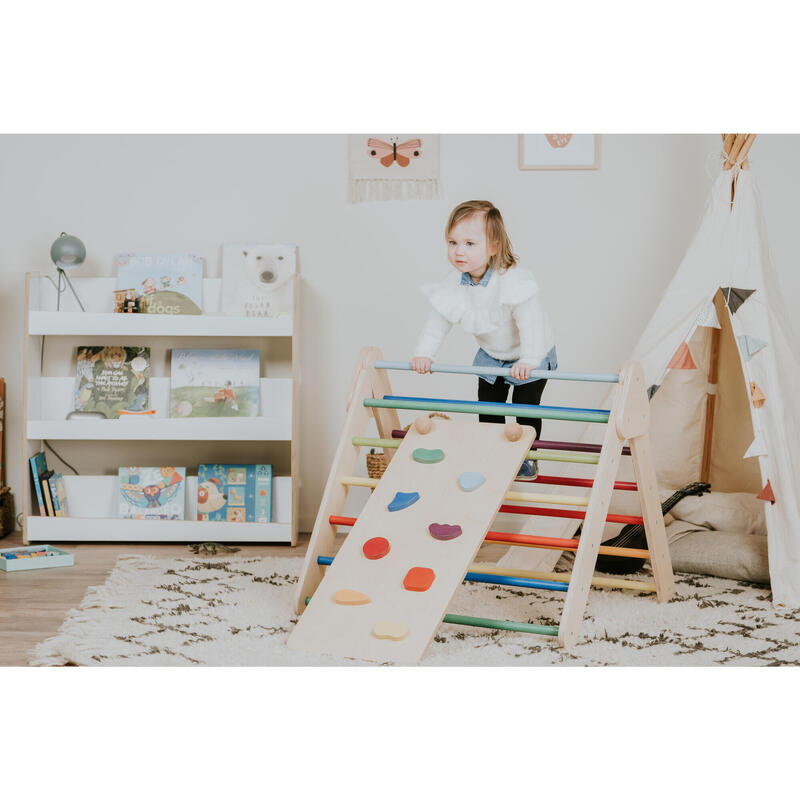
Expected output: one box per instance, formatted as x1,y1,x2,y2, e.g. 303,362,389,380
413,266,555,366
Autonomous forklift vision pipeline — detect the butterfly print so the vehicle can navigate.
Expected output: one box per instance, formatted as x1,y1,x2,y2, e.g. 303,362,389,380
367,137,422,167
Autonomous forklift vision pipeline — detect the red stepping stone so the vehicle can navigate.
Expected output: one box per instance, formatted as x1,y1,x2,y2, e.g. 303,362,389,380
363,537,391,560
403,567,435,592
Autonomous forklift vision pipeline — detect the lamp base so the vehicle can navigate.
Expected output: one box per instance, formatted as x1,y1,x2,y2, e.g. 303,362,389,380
56,268,85,312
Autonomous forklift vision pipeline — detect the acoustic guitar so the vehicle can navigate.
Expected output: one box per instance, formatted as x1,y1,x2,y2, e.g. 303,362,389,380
576,481,711,575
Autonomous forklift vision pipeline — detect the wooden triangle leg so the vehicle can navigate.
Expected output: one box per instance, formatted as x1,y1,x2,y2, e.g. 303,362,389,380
628,433,674,602
558,414,623,648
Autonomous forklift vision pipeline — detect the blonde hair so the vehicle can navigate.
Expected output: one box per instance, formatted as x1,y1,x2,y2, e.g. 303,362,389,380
445,200,517,272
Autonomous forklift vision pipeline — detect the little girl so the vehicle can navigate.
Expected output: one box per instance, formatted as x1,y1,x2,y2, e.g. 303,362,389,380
411,200,557,479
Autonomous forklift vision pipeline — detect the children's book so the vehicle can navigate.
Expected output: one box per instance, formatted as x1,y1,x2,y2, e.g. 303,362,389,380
170,349,260,418
74,346,150,418
221,243,296,318
197,464,272,523
118,467,186,520
48,473,69,517
41,470,55,516
29,452,48,516
116,253,204,315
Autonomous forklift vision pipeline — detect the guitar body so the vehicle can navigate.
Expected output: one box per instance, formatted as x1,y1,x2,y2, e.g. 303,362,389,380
582,482,711,575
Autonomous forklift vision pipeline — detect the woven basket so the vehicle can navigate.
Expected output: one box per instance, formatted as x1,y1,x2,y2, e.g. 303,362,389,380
0,487,14,539
366,413,451,479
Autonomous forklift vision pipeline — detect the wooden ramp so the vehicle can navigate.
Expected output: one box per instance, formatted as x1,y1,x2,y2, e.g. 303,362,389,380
288,417,535,663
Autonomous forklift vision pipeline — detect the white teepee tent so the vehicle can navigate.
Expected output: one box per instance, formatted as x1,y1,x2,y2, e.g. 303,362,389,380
626,144,800,606
499,136,800,606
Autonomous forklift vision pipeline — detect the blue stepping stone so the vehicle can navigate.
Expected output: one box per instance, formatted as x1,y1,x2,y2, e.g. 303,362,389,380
459,472,485,492
412,448,444,464
388,491,420,512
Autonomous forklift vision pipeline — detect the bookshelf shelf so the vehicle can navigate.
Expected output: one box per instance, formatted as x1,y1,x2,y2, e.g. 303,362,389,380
29,310,293,337
25,475,293,542
23,271,300,545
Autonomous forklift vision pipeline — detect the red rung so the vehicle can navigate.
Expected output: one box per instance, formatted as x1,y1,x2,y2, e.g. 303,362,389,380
498,504,643,525
532,475,638,492
328,515,581,551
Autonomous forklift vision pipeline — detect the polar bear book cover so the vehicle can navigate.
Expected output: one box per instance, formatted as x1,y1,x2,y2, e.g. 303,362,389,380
221,243,296,317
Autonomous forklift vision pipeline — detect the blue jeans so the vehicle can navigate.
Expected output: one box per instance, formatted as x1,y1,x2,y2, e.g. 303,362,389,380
472,346,558,386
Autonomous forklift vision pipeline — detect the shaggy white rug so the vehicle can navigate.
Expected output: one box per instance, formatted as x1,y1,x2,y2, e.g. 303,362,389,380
29,555,800,666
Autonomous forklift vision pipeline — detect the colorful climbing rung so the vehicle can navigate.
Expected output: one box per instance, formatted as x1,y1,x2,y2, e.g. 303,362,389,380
365,397,610,424
340,475,591,507
351,437,602,464
390,429,633,457
373,360,619,383
315,556,568,593
385,394,607,416
328,514,650,559
304,596,559,637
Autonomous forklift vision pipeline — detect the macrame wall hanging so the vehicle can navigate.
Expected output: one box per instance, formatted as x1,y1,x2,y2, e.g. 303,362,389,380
348,134,440,203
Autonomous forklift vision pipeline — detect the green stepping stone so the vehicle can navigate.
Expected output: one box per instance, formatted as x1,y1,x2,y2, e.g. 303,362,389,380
412,447,444,464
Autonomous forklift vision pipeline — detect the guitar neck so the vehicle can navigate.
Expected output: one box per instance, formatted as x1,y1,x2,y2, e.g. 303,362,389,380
660,489,692,517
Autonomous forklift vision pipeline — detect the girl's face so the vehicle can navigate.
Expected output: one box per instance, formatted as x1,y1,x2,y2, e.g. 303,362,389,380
446,214,497,280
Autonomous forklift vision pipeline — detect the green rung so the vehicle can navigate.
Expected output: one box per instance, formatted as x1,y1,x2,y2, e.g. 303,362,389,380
304,597,558,637
364,397,609,424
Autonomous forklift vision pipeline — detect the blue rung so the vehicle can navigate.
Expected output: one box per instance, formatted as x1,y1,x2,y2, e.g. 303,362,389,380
374,360,619,383
384,394,607,416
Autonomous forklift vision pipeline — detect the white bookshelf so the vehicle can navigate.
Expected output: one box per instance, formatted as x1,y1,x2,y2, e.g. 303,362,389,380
23,272,300,545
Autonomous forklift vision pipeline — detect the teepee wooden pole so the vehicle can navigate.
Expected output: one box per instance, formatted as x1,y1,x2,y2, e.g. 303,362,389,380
701,320,721,483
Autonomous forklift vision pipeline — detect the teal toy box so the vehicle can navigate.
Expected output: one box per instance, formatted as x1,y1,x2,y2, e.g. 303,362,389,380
0,544,74,571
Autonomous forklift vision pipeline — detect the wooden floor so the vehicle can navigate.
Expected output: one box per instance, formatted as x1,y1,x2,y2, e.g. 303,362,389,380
0,529,508,667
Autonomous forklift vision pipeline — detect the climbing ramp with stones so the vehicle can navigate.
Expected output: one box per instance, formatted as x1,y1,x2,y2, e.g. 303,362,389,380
288,346,674,663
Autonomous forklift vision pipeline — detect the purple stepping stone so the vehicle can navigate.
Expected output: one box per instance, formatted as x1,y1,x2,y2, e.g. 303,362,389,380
429,523,462,541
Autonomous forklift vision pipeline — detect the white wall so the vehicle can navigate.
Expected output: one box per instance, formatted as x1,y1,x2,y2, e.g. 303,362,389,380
1,134,796,531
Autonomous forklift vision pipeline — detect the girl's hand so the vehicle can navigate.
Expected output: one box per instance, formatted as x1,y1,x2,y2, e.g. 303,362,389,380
412,357,432,374
510,361,532,381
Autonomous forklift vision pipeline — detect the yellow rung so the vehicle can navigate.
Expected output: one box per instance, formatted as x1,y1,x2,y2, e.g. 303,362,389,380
472,564,657,593
340,476,589,508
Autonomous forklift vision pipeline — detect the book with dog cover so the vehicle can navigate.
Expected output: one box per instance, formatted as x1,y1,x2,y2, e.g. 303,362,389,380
74,346,150,418
197,464,272,523
116,253,203,315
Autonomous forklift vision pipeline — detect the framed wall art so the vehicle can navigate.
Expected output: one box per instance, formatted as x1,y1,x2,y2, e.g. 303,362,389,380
518,134,599,170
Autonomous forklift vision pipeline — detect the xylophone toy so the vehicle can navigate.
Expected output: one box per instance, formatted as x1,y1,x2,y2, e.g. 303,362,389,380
288,346,674,663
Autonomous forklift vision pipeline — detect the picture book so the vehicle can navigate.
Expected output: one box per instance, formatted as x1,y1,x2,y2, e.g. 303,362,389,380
221,243,296,318
170,349,260,418
74,346,150,418
48,473,69,517
118,467,186,520
29,452,48,516
41,470,55,516
116,253,203,315
197,464,273,523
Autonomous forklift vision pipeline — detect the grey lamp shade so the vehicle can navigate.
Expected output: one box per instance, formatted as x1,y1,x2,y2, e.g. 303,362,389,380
50,233,86,271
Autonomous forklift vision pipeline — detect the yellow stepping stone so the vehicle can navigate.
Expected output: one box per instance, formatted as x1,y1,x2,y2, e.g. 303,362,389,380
372,621,410,641
333,589,371,605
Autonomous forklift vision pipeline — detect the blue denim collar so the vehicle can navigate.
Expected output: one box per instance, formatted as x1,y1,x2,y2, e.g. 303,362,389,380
460,266,492,287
